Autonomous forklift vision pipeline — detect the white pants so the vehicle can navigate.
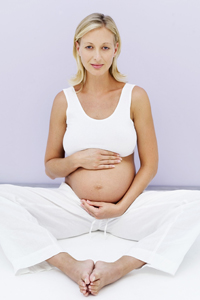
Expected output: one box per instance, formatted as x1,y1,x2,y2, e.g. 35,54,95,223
0,182,200,276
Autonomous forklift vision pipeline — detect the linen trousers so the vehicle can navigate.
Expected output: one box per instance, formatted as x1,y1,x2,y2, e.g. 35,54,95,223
0,182,200,276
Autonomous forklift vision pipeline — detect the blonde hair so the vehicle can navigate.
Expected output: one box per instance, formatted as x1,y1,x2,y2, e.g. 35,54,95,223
68,13,127,89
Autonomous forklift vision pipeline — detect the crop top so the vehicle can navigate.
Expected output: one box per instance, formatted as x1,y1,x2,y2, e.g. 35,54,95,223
62,83,137,157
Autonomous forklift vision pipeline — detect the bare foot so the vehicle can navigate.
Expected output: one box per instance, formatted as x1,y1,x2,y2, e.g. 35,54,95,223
68,259,94,297
88,257,145,295
88,261,123,295
47,253,94,297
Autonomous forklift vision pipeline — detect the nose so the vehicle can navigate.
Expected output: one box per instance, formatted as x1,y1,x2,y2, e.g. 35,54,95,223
93,49,101,61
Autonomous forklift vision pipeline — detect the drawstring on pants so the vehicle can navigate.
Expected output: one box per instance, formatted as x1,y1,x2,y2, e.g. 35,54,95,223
89,219,109,238
104,219,109,238
89,219,96,238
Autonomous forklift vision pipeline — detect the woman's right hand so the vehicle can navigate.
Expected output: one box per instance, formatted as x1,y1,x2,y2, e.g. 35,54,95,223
76,148,122,170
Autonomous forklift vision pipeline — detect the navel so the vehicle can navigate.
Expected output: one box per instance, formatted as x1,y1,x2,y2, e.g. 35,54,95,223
94,184,103,190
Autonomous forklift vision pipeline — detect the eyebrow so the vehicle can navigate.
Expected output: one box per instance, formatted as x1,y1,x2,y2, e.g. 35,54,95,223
83,42,112,45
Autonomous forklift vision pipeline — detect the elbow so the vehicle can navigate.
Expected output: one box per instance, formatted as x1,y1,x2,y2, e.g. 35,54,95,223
151,157,159,179
141,159,158,180
45,161,56,180
45,168,56,180
149,150,159,179
147,165,158,183
152,163,158,179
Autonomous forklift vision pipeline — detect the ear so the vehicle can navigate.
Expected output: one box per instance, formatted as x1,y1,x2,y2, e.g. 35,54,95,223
113,42,119,57
75,41,81,56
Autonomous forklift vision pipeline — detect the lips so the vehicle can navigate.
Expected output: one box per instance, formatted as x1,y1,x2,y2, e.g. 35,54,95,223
91,64,104,69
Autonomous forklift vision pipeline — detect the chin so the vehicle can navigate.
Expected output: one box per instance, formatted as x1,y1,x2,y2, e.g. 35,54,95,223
88,66,110,76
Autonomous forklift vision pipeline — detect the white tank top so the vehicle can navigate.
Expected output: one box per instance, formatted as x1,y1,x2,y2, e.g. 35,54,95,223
63,83,137,157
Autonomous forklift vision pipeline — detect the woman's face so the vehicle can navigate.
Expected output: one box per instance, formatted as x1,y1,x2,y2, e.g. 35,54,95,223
76,26,119,76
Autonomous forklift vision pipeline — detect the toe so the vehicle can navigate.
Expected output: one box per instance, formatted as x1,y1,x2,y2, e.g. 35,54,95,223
83,290,88,296
83,274,90,285
90,271,100,283
80,287,89,296
79,285,86,292
78,279,86,287
90,287,99,296
90,279,100,287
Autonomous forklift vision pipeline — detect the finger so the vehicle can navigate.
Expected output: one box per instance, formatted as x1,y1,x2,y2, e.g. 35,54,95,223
81,200,92,213
81,205,93,216
100,154,122,161
81,199,87,203
83,202,99,214
86,200,102,207
81,201,90,211
96,164,115,169
100,150,121,157
81,200,94,211
100,158,122,164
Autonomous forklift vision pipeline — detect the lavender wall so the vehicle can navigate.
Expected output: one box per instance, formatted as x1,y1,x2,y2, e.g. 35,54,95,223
0,0,199,187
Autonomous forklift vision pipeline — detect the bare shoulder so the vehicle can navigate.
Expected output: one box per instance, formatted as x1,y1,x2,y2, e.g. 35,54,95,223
53,90,67,110
131,85,150,105
50,90,68,124
131,85,151,120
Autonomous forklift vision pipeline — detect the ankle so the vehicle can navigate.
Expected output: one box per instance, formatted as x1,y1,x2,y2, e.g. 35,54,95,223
118,256,145,273
47,252,74,270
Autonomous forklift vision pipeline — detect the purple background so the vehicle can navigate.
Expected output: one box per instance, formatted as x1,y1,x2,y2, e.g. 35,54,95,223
0,0,199,187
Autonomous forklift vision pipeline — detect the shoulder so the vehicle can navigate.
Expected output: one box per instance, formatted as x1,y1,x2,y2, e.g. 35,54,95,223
130,85,151,120
52,90,68,111
50,90,68,122
131,85,149,104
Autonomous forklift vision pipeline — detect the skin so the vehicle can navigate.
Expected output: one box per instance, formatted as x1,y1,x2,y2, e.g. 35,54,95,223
45,26,158,296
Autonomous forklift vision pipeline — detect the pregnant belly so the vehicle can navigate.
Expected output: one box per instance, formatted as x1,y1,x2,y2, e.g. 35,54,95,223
65,155,135,203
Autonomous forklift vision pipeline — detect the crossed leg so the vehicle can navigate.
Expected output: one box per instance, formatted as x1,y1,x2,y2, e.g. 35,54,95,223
47,252,94,297
47,253,145,296
88,256,145,296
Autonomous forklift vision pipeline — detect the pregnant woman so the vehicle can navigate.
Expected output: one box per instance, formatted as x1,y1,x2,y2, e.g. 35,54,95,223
0,13,200,297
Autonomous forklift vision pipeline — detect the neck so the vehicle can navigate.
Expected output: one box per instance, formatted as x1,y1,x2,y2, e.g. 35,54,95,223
83,71,116,95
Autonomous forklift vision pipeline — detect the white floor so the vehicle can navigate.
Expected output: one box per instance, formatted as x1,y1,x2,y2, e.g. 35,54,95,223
1,231,200,300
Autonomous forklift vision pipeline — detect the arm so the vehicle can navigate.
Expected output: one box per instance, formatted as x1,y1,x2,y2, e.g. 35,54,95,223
45,92,122,180
117,86,158,214
44,91,78,179
81,86,158,218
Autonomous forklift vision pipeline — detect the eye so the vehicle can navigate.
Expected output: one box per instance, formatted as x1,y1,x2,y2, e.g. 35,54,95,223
85,46,93,49
103,46,109,50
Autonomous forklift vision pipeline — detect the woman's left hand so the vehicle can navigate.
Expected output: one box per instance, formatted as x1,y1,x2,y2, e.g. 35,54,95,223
80,199,121,219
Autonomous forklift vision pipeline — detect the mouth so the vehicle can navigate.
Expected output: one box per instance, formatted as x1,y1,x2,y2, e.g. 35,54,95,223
91,64,104,69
